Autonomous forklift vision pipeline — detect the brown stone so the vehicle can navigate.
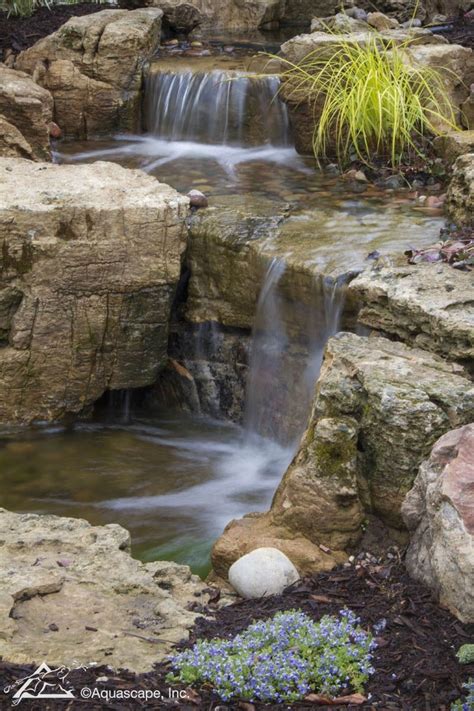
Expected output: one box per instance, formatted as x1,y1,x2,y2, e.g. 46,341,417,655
16,9,163,139
0,66,53,161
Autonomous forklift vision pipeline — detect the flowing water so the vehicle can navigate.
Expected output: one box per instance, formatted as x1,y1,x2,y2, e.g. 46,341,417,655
0,46,446,575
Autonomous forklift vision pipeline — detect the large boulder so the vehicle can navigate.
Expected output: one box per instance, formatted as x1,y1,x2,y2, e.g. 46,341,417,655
349,263,474,368
15,9,163,138
433,130,474,163
0,158,188,424
402,424,474,623
446,153,474,227
0,66,53,161
212,333,474,577
0,508,210,671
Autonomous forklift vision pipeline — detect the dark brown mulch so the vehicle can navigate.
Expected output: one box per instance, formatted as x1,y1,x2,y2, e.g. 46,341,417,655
0,3,104,57
0,559,473,710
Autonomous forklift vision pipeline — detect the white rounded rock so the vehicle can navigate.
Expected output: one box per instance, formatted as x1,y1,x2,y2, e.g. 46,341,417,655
228,547,300,599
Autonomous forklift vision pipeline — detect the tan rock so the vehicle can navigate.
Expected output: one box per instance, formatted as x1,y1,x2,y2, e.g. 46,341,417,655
0,508,210,671
213,333,474,577
349,263,474,366
446,152,474,227
367,11,399,30
433,130,474,163
400,44,473,132
16,9,163,138
0,158,188,424
0,66,53,161
461,85,474,129
402,424,474,623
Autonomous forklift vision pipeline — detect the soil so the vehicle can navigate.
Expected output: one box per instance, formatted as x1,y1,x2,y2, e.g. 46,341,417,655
0,556,472,710
0,3,104,58
437,15,474,49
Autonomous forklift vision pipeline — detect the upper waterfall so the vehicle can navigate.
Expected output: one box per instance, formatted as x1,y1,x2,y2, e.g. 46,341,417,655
143,69,291,146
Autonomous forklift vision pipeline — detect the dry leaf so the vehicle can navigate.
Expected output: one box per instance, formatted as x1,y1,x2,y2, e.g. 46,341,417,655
182,688,202,705
305,692,366,705
169,359,193,381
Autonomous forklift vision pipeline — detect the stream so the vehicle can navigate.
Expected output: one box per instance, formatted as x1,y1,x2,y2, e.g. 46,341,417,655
0,40,446,576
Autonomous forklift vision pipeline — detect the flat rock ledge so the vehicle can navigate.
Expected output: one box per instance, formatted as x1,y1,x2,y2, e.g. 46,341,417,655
349,263,474,368
0,508,211,673
0,158,189,424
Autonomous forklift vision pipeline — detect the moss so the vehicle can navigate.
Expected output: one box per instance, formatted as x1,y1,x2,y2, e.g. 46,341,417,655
312,421,357,480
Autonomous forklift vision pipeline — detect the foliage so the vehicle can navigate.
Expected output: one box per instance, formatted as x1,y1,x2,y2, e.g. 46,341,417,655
1,0,107,18
452,678,474,710
457,645,474,665
167,608,376,703
276,33,459,167
405,226,474,271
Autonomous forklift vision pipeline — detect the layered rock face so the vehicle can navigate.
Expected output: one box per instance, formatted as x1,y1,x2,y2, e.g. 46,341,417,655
212,333,474,576
0,158,188,424
0,66,53,161
349,263,474,369
16,9,163,138
402,425,474,623
0,508,211,671
446,153,474,227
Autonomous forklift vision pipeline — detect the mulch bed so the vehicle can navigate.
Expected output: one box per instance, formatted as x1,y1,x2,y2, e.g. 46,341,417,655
0,4,104,57
1,558,472,710
437,14,474,49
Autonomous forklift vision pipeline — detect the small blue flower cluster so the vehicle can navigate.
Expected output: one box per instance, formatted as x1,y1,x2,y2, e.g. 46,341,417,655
452,678,474,711
167,608,377,703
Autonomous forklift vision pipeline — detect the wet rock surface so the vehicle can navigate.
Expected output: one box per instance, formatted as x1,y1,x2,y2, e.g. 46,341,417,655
0,158,188,424
350,263,474,367
0,66,53,161
213,333,474,576
0,508,212,672
15,8,163,138
403,424,474,623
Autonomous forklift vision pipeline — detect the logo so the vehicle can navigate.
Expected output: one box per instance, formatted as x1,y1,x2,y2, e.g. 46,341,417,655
3,663,76,706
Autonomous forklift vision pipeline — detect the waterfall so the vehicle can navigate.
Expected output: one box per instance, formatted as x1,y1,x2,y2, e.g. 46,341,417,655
244,259,346,448
143,70,291,147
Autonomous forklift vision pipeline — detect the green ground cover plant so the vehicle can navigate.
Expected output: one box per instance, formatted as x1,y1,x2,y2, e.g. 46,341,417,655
167,608,376,703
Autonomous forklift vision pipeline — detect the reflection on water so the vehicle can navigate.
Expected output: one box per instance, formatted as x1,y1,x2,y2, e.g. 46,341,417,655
0,412,292,577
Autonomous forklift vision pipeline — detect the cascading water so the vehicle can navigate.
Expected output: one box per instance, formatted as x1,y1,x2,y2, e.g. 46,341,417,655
144,70,291,146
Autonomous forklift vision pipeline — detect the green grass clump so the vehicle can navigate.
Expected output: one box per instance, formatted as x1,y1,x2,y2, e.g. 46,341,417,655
457,645,474,665
277,33,459,167
1,0,107,18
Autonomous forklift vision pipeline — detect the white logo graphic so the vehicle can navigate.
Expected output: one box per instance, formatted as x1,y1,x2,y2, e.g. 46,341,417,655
4,662,76,705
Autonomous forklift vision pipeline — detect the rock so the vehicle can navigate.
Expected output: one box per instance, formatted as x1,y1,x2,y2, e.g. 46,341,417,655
446,153,474,227
402,424,474,623
367,11,399,30
399,44,473,132
0,158,188,424
140,0,203,32
282,0,351,25
433,130,474,163
48,121,62,138
349,263,474,366
311,13,368,33
212,333,474,576
0,508,210,671
228,547,300,598
16,9,163,138
383,174,405,189
461,84,474,130
187,188,209,208
0,66,53,161
346,6,368,21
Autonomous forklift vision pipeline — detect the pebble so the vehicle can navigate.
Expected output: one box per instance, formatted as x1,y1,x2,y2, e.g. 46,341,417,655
163,39,179,46
384,175,405,189
187,189,209,208
49,122,62,139
412,179,425,189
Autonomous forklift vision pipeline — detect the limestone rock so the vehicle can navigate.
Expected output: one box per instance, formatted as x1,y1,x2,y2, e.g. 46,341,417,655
433,130,474,163
0,66,53,161
446,153,474,227
0,508,210,671
212,333,474,576
141,0,203,32
461,85,474,130
0,158,188,424
16,9,163,138
142,0,286,30
228,547,300,598
349,263,474,366
310,13,368,33
399,44,473,132
367,11,399,29
402,424,474,623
